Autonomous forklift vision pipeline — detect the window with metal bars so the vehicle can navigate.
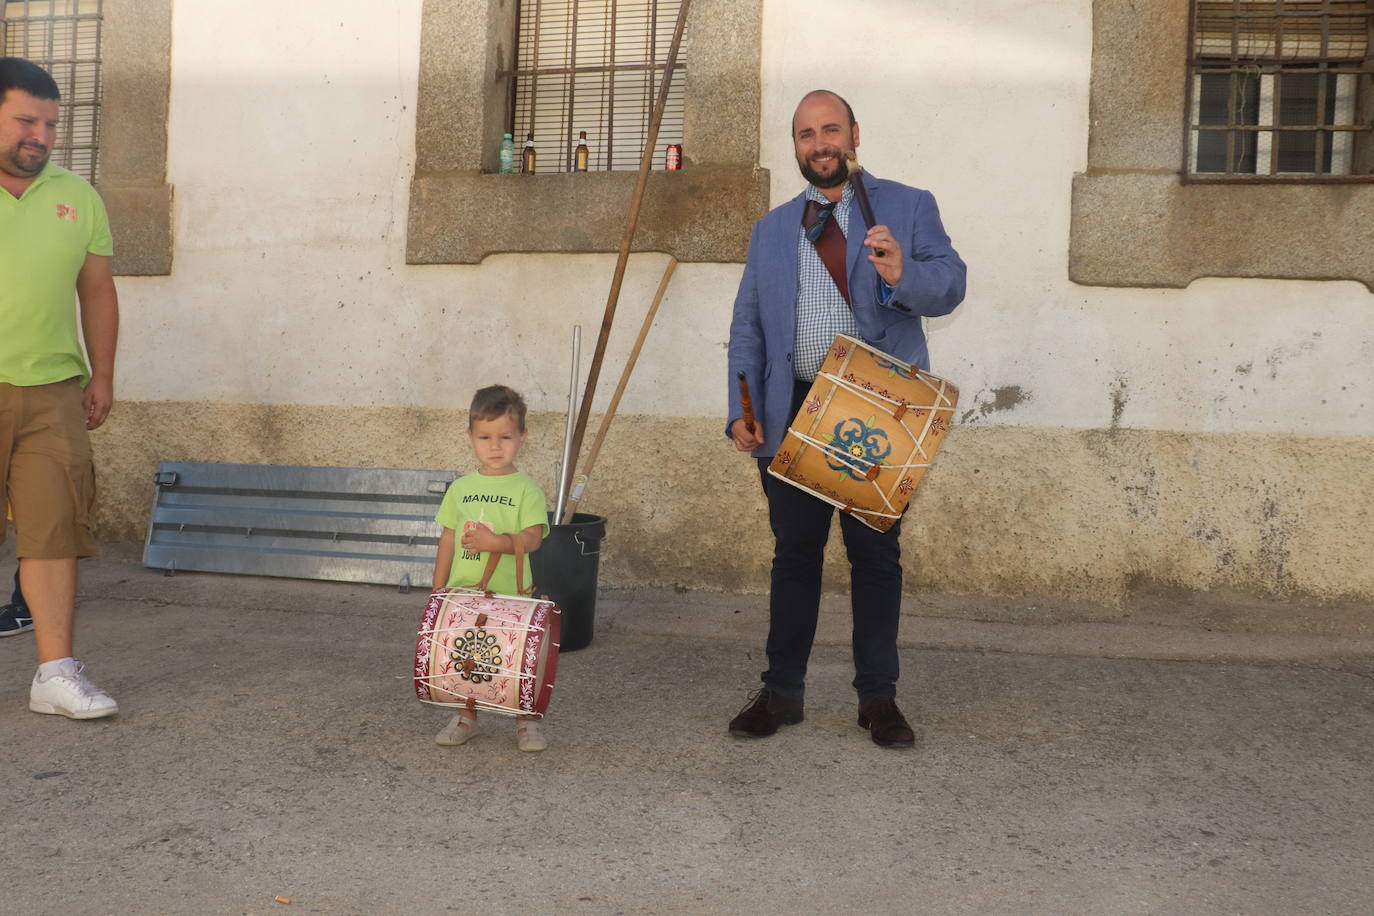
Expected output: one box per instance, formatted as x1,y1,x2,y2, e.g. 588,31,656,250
499,0,686,173
1188,0,1374,179
0,0,102,182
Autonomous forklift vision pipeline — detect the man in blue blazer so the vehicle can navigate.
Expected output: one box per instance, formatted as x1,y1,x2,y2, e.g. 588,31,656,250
726,90,966,748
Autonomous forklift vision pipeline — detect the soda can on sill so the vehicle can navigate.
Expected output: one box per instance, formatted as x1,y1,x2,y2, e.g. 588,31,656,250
665,143,682,171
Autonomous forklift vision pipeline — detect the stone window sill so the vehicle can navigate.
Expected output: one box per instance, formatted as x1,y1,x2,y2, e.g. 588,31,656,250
407,164,769,264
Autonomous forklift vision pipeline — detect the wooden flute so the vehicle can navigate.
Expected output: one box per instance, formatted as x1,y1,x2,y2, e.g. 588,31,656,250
737,370,757,435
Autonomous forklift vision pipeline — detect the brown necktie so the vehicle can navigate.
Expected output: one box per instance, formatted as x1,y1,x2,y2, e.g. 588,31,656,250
803,199,850,307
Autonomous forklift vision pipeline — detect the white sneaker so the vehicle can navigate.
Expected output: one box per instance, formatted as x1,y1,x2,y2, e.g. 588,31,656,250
29,660,119,719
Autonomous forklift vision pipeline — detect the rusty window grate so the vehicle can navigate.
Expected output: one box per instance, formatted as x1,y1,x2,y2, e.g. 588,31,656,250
498,0,686,173
1,0,103,182
1187,0,1374,180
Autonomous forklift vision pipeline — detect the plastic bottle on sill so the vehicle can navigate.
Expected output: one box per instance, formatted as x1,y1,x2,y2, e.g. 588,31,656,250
498,133,515,174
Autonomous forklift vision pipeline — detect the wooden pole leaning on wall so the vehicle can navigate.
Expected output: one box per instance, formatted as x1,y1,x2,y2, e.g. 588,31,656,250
560,257,678,525
560,0,693,509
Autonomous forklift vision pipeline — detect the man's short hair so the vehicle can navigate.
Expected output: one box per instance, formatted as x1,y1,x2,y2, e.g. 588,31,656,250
795,89,856,131
0,58,61,103
470,385,528,432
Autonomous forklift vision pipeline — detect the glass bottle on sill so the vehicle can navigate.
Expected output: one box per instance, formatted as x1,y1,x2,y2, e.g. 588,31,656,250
573,131,589,172
521,132,537,174
498,133,515,174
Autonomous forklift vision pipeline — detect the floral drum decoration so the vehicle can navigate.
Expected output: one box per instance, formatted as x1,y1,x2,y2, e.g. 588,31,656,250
823,414,892,481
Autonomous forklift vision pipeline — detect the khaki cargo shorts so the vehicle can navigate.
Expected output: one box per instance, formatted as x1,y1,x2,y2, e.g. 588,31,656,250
1,379,98,559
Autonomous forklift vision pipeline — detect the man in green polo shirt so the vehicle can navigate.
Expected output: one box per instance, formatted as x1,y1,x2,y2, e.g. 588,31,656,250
1,57,121,719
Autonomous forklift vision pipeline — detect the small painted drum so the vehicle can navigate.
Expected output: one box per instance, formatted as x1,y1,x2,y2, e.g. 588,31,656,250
413,588,560,717
767,334,959,532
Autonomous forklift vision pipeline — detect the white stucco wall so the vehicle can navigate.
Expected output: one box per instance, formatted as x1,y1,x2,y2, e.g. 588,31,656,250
115,0,1374,437
119,0,740,419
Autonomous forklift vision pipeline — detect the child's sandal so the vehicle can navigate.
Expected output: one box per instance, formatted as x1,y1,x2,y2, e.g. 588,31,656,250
516,719,547,752
435,713,480,746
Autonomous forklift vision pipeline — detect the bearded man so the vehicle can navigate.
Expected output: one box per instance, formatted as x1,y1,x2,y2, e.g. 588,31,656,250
1,57,121,719
725,89,966,748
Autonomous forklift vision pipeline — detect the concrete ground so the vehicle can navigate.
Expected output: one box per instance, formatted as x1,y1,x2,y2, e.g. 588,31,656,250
2,543,1373,916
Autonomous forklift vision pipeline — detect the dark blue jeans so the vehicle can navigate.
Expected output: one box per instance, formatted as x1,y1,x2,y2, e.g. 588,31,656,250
756,381,904,704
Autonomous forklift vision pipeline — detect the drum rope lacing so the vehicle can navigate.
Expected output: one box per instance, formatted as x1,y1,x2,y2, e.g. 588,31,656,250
419,689,546,716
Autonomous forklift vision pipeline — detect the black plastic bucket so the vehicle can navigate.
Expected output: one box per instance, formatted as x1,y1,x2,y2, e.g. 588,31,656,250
531,512,606,652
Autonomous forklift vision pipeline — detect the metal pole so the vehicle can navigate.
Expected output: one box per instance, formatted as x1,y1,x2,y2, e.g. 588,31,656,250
554,325,581,522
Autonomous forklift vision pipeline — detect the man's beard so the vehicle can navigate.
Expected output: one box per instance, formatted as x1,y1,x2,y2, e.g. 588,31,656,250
798,151,849,189
3,142,49,178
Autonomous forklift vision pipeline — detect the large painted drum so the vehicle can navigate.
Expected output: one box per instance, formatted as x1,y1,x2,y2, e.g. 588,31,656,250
767,334,959,532
413,588,560,717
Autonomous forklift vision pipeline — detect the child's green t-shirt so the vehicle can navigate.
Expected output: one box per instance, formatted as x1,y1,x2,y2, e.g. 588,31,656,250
435,470,549,594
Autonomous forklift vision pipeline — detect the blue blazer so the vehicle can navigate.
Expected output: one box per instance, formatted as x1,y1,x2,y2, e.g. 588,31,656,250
726,172,967,457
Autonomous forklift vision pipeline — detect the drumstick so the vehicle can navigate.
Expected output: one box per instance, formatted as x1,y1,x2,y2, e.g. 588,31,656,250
844,151,883,257
737,371,757,435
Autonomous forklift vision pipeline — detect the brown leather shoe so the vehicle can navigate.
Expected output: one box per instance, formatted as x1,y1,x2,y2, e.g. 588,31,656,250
857,697,916,748
728,688,804,738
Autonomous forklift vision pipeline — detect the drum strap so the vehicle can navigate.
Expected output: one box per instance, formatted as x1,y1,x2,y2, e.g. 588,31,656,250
474,535,532,597
803,199,850,308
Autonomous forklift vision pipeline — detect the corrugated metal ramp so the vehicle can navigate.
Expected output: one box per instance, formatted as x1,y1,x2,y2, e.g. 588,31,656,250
142,462,458,589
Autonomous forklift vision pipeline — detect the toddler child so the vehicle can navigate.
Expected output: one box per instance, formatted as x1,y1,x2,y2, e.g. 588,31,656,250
431,385,550,751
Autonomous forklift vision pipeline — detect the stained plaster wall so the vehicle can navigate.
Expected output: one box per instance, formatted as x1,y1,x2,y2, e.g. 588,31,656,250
96,0,1374,625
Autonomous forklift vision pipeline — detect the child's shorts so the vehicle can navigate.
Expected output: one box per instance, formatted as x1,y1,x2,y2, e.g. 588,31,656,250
1,379,99,559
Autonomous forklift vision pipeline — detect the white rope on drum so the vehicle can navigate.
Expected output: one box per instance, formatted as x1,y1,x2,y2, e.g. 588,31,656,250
417,691,541,716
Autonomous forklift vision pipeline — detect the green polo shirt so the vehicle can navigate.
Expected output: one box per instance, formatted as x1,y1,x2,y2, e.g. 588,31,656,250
0,163,114,387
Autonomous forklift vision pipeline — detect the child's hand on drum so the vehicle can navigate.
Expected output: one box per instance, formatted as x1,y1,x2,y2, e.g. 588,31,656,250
461,524,505,553
731,417,765,451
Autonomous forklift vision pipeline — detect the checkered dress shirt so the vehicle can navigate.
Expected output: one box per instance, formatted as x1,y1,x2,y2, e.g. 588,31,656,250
794,182,860,381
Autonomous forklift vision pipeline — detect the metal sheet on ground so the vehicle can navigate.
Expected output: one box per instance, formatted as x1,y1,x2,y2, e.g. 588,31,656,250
142,461,457,588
